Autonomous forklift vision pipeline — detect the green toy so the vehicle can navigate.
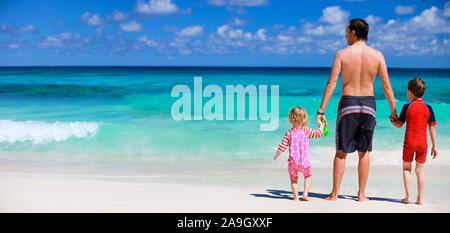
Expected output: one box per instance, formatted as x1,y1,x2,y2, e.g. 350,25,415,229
322,120,329,136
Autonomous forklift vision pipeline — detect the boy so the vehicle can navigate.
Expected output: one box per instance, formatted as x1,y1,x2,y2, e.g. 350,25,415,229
390,78,437,205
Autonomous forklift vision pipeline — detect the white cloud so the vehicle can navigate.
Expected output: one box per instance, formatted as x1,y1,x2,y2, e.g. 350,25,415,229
112,10,127,21
8,44,19,49
244,32,252,40
138,36,159,47
260,45,293,55
305,25,325,36
365,15,382,26
296,37,312,43
395,5,415,15
233,18,247,26
217,25,230,37
59,32,72,40
177,25,204,37
255,28,267,40
444,2,450,17
0,24,35,32
276,35,294,45
136,0,179,14
120,21,143,32
411,6,446,29
40,36,63,47
39,32,76,48
217,25,244,39
319,6,350,24
178,48,192,55
38,2,447,58
81,12,104,26
207,0,268,6
368,4,450,56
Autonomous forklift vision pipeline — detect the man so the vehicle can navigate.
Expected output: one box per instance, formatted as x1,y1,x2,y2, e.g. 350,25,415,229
316,19,397,202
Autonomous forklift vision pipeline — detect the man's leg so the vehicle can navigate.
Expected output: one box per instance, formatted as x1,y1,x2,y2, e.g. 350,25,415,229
357,151,370,202
324,150,347,201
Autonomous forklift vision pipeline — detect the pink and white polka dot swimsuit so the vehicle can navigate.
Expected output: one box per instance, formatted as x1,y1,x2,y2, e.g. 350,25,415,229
277,126,323,179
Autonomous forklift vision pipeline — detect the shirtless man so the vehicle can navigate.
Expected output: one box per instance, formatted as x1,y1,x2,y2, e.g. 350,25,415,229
315,19,397,202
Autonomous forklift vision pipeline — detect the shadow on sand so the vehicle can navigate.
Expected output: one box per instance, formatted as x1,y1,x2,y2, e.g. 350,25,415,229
250,189,404,204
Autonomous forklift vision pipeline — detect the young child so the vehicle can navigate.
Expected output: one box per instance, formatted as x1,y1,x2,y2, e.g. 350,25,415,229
390,78,438,205
273,107,324,201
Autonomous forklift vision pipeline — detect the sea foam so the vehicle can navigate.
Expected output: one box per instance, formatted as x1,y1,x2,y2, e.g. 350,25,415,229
0,119,99,145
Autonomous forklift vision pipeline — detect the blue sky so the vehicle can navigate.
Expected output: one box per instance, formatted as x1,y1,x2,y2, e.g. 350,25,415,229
1,0,449,67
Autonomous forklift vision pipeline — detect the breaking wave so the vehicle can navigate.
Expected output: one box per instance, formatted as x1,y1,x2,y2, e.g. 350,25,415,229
0,119,99,145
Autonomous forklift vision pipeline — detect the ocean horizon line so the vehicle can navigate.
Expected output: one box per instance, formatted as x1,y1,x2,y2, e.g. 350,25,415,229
0,65,449,70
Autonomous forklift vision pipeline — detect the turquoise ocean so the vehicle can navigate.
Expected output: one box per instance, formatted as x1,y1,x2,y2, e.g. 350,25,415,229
0,67,449,176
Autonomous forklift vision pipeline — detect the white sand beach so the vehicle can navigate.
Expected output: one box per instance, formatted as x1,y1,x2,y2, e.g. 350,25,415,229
1,165,449,213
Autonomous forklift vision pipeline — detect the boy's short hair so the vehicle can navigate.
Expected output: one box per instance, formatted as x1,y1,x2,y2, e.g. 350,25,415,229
408,78,426,98
348,18,369,41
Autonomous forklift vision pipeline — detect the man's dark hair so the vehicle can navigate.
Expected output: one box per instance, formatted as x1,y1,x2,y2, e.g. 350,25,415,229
348,18,369,41
408,78,426,98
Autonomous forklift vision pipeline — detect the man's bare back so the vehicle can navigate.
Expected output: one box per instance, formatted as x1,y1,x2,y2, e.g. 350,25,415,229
339,41,383,96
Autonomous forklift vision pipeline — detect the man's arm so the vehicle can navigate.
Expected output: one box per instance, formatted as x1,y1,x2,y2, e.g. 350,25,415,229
378,52,397,118
316,51,341,125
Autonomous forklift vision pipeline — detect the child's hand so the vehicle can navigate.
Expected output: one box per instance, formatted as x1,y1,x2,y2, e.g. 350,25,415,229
431,146,437,159
389,112,398,122
273,151,281,161
389,115,399,127
317,120,324,130
389,114,397,123
390,119,397,126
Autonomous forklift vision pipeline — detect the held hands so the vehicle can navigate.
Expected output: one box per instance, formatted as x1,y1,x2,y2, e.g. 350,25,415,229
316,114,327,128
317,119,325,130
389,112,399,126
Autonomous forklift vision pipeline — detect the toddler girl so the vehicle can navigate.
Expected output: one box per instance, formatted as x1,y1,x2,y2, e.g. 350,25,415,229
273,107,324,201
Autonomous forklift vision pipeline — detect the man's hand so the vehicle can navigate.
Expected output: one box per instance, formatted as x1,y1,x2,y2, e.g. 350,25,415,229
389,112,398,123
316,114,327,127
431,146,437,159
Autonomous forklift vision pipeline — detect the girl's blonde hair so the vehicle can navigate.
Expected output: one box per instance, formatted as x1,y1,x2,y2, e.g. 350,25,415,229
288,107,308,127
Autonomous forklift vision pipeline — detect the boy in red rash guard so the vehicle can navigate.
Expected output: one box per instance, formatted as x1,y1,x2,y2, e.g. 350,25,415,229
391,78,438,205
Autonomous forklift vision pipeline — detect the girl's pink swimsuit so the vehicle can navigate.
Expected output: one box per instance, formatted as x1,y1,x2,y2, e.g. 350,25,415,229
277,126,323,179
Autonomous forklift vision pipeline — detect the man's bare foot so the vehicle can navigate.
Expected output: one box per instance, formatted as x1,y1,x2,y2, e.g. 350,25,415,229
301,196,309,201
416,196,423,205
323,194,338,201
357,196,370,202
401,197,411,204
293,197,299,201
357,193,370,202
